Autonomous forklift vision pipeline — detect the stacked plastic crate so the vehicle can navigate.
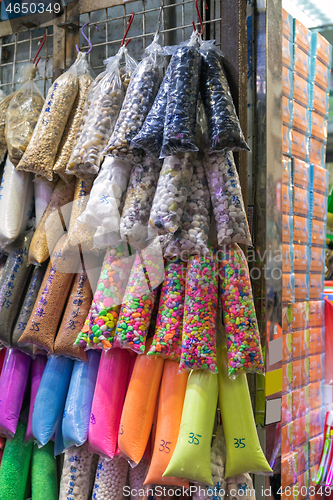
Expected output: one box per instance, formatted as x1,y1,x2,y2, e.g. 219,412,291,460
281,9,331,499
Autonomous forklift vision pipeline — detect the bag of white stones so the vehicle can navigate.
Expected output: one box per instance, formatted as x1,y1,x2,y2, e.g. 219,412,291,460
203,150,252,246
165,156,211,259
120,154,162,249
66,48,126,178
149,153,194,235
104,34,164,164
78,155,132,249
58,446,97,500
91,456,129,500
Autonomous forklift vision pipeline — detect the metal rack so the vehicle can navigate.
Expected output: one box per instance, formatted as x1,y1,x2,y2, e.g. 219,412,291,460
0,26,53,96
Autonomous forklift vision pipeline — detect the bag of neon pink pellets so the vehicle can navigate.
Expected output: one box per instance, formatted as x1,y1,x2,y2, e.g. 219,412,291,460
88,348,131,459
0,348,31,438
219,243,264,378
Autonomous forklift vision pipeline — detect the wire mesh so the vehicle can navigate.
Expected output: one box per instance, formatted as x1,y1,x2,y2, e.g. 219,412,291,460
78,0,221,75
0,0,220,95
0,26,53,97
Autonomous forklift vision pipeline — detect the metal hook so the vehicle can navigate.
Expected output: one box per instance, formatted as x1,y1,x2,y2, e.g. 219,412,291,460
192,0,208,35
121,12,135,47
33,34,46,66
76,22,98,55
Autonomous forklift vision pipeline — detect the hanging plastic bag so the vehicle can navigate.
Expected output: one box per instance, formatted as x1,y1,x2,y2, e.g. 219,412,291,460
88,348,131,457
149,153,194,235
0,231,33,347
180,249,218,374
76,243,132,350
33,176,56,226
131,61,172,157
160,32,201,158
16,60,79,180
144,360,189,487
63,176,96,253
0,91,16,164
192,425,226,500
219,244,264,377
120,46,138,91
148,258,186,360
25,355,47,442
67,49,126,177
62,351,100,449
115,251,162,354
78,156,132,249
217,345,271,477
0,349,31,438
54,257,98,360
165,158,211,258
12,264,47,356
18,235,77,353
59,446,97,500
129,458,149,500
92,456,129,500
28,177,75,265
31,442,58,500
226,474,256,500
53,53,94,181
112,353,137,458
0,252,7,281
163,369,218,486
5,64,44,166
0,158,34,249
118,339,164,466
0,420,33,500
199,41,249,153
104,36,163,164
32,356,74,447
204,151,251,246
120,155,162,249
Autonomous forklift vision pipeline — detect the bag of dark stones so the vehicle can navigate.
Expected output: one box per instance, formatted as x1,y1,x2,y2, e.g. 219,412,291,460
104,36,164,164
199,40,250,153
160,32,201,158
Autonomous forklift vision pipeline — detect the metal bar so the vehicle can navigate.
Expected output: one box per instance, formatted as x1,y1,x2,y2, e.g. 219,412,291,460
65,0,80,68
221,0,248,211
44,27,48,97
182,0,185,42
77,17,221,52
11,33,17,91
142,0,146,51
53,6,66,80
162,0,165,47
252,0,282,494
105,8,109,59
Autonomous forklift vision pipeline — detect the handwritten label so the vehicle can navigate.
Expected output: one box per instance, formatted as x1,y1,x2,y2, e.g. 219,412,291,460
234,438,246,448
159,439,171,453
188,433,201,445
